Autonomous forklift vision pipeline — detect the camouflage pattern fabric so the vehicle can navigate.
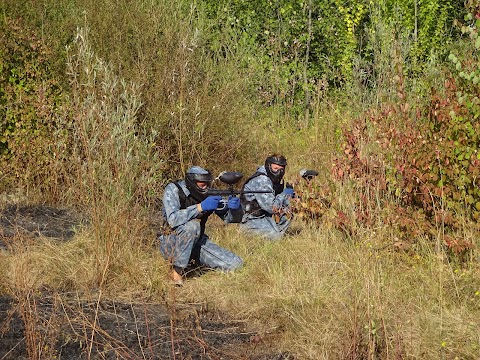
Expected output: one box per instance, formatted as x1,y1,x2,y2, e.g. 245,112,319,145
158,180,243,271
240,166,292,240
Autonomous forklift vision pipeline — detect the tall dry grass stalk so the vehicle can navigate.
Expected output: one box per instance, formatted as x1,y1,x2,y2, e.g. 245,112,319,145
0,3,479,359
64,26,162,288
0,105,478,359
177,216,480,359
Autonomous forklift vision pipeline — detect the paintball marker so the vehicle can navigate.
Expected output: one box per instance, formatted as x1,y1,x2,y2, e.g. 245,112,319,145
299,169,319,181
285,169,319,189
207,171,273,211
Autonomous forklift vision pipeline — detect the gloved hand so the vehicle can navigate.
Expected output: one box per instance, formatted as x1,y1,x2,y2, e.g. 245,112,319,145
283,186,295,198
200,196,222,211
227,195,241,210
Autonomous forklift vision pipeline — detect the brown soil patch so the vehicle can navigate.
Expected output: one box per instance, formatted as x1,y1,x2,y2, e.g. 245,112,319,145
0,204,293,359
0,290,292,359
0,204,86,246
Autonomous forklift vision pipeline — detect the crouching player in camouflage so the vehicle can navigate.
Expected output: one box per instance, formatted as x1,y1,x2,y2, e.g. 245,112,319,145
240,154,295,240
158,166,244,285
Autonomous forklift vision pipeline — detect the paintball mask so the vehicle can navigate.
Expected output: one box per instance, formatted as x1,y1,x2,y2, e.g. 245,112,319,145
185,166,214,201
265,155,287,184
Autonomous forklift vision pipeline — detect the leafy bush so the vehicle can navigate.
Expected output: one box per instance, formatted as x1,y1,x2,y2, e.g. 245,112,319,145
329,19,480,255
0,17,69,199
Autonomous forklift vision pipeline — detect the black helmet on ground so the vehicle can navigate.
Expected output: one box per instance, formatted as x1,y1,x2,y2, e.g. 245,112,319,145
265,154,287,184
185,166,213,201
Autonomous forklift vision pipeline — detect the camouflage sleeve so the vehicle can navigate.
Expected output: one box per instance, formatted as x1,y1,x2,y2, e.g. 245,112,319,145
273,192,291,210
244,175,276,214
163,183,201,228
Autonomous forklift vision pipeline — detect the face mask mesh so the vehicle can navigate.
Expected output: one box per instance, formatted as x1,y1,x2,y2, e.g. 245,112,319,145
185,171,213,201
265,156,286,184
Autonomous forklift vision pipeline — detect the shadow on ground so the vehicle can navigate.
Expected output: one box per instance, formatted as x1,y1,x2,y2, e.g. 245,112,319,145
0,204,86,247
0,204,293,359
0,291,292,360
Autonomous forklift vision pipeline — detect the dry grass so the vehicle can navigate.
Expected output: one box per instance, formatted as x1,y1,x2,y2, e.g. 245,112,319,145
2,232,168,299
1,142,480,359
176,220,480,359
1,99,478,359
1,2,479,359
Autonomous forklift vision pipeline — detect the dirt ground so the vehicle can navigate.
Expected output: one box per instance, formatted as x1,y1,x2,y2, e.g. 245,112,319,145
0,204,293,360
0,292,292,360
0,204,83,241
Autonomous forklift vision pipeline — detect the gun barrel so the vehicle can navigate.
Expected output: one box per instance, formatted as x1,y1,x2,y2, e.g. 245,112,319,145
243,190,274,193
206,189,236,196
207,189,273,196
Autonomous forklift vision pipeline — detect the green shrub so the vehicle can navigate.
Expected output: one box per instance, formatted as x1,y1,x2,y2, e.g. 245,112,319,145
0,17,69,200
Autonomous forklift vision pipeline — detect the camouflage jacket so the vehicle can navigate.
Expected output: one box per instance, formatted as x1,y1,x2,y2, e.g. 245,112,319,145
241,166,290,218
161,180,243,229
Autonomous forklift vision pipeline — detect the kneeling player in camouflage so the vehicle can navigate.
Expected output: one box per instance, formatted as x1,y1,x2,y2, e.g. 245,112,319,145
158,166,243,285
240,154,294,240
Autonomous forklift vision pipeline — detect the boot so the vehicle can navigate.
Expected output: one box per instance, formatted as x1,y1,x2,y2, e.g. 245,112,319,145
170,268,184,286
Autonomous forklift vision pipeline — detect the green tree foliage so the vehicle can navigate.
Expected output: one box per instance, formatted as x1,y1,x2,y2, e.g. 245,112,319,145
1,0,466,116
366,0,464,76
330,10,480,256
0,17,69,197
202,0,348,113
201,0,464,118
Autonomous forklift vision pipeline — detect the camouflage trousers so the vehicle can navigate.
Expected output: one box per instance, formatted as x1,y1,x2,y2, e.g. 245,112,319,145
158,220,243,271
240,213,292,240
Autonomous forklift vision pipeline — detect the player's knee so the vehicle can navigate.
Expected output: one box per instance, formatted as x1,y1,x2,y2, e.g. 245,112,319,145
226,255,243,272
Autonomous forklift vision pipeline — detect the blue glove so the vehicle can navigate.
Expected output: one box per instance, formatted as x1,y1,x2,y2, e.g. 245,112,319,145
283,187,295,197
227,195,241,210
200,196,222,211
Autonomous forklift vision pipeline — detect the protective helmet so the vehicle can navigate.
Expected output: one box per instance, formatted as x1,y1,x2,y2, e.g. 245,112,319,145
265,154,287,184
185,166,213,201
